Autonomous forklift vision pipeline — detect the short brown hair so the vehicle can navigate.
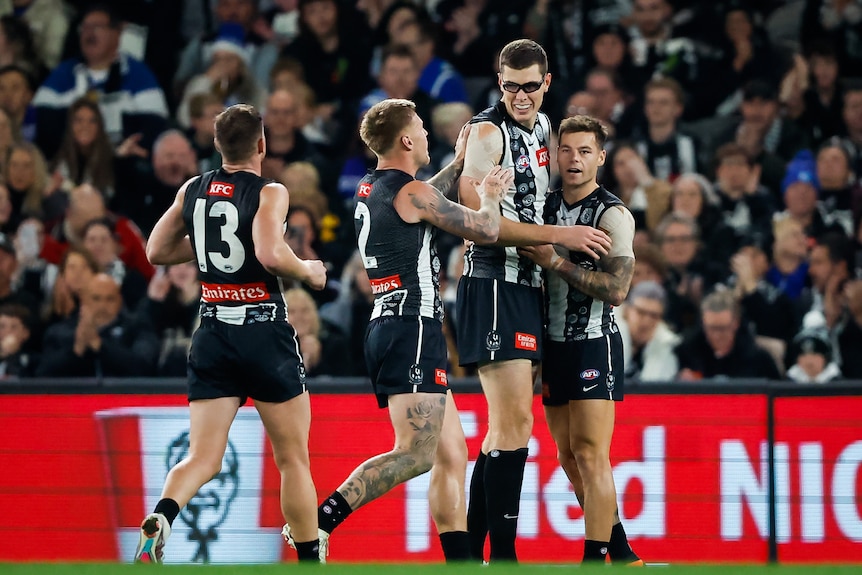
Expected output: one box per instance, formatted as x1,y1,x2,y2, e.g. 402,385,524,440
214,104,262,163
714,142,753,167
645,77,685,105
360,98,416,156
499,39,548,76
558,114,609,149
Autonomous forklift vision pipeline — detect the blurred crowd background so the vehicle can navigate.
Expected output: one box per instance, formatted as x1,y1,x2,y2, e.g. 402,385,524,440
0,0,860,385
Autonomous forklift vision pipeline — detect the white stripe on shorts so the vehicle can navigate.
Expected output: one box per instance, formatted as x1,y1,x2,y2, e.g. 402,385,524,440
413,317,424,394
491,279,499,361
605,334,613,400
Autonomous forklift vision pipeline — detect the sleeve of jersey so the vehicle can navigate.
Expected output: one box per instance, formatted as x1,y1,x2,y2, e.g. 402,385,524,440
462,123,504,181
599,206,636,259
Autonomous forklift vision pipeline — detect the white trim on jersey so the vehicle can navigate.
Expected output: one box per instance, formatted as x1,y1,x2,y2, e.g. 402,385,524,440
417,224,436,318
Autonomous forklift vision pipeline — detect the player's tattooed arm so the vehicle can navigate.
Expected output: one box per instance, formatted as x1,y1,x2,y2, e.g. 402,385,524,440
427,158,463,201
396,166,512,244
552,256,635,306
337,396,445,508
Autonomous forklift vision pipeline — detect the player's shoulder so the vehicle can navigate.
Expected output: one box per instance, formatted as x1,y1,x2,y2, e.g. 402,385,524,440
470,102,505,126
597,185,626,208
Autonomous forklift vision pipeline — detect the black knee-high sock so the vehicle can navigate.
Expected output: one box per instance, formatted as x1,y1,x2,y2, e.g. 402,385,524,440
318,491,352,534
439,531,472,562
294,539,321,562
484,448,528,562
609,521,640,562
153,498,180,526
467,451,488,560
583,539,609,563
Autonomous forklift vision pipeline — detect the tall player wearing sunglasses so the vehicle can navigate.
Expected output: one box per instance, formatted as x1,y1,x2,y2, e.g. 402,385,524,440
455,40,626,563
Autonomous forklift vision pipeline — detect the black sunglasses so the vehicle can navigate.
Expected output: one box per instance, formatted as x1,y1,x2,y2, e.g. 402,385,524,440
501,78,545,94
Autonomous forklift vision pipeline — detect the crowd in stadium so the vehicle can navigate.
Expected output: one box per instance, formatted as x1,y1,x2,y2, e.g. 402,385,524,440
0,0,860,383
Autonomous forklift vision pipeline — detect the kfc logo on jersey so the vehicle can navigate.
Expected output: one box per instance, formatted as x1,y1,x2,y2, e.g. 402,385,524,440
369,274,402,294
581,369,600,381
207,182,235,197
435,369,448,386
536,147,549,167
357,183,372,198
515,332,537,351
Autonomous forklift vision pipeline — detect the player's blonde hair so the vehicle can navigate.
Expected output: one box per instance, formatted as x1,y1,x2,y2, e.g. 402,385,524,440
360,98,416,156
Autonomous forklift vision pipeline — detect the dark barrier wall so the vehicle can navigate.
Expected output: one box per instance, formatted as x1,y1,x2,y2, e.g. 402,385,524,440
1,379,860,564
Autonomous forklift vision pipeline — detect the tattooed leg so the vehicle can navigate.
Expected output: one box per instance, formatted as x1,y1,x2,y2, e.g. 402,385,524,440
337,394,446,510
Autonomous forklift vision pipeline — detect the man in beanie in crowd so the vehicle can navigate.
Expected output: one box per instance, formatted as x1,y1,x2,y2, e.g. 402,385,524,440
778,149,850,241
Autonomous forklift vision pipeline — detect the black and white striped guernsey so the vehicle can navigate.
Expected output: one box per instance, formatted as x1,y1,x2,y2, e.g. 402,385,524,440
463,101,552,288
354,169,443,322
543,185,626,342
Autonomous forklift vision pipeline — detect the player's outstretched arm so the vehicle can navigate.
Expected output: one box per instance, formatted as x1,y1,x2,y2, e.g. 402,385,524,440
252,182,327,290
147,178,196,265
519,206,635,305
457,122,611,255
395,166,512,244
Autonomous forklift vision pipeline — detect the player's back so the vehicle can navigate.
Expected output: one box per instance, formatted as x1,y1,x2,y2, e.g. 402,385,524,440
183,168,287,322
355,169,443,322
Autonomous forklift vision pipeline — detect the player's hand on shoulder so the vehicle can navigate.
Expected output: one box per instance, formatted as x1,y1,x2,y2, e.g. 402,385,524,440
556,226,611,260
453,122,471,166
477,165,513,203
302,259,328,291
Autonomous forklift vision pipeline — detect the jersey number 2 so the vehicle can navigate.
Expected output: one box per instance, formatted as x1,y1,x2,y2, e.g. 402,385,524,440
193,198,246,273
354,202,378,269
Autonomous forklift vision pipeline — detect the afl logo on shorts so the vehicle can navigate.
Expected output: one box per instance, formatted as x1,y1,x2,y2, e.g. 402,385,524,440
581,368,600,381
486,330,501,351
298,364,307,384
515,154,530,173
409,364,424,385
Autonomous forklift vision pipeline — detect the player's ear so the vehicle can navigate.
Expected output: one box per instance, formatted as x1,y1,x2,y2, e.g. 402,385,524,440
401,134,412,150
258,136,265,155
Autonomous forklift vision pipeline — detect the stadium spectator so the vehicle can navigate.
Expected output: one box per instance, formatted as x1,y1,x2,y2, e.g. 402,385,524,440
261,89,328,183
786,327,842,383
36,272,160,377
184,92,223,174
633,77,699,181
836,278,862,378
175,0,278,98
80,218,148,310
712,143,777,233
675,287,782,381
0,230,38,319
113,130,198,237
283,287,350,377
584,67,638,140
671,172,738,268
44,246,99,326
0,14,45,82
815,138,858,231
0,108,14,172
51,97,116,199
0,302,36,376
0,0,68,71
766,216,809,301
801,231,852,329
136,261,200,376
41,183,154,280
782,41,845,147
4,141,50,225
391,17,469,104
601,141,671,232
176,22,265,128
0,64,37,141
281,0,373,147
838,81,862,178
32,4,169,159
617,280,680,383
778,149,851,240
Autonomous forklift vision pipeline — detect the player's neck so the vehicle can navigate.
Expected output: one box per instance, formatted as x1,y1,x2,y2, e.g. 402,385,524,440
376,155,418,177
562,180,598,204
222,159,262,176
